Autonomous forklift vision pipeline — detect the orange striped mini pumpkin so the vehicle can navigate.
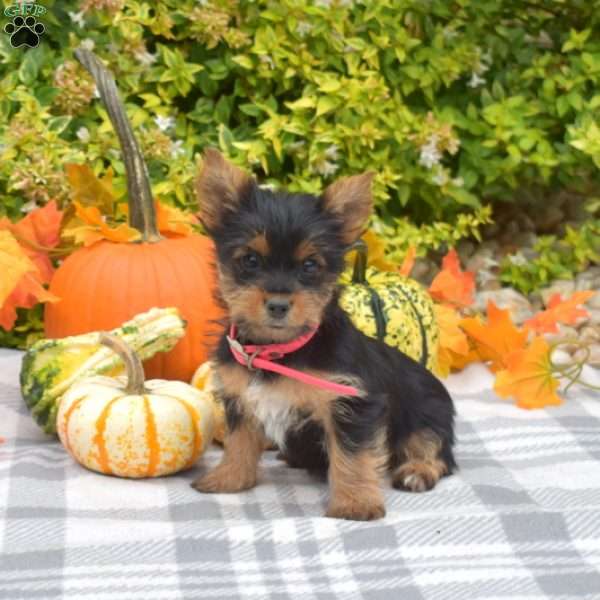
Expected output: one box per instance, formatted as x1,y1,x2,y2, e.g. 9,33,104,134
190,360,226,444
57,334,214,478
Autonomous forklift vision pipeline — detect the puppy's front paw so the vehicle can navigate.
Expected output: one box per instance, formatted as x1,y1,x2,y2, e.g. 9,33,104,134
326,498,386,521
191,466,256,494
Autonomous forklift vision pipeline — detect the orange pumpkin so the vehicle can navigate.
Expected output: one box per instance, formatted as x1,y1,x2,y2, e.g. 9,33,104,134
45,236,222,381
44,49,224,381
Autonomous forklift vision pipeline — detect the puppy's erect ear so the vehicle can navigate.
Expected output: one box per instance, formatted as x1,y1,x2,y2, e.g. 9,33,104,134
195,148,254,231
322,172,374,244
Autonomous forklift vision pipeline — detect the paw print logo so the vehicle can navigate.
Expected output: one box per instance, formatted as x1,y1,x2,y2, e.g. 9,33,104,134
4,16,45,48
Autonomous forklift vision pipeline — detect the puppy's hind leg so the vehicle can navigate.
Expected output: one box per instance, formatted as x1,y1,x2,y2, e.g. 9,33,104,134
391,428,454,493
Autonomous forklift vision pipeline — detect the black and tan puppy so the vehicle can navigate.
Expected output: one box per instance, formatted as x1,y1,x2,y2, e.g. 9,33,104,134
191,149,456,521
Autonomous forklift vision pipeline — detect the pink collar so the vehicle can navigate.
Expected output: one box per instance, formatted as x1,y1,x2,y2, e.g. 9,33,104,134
226,324,360,397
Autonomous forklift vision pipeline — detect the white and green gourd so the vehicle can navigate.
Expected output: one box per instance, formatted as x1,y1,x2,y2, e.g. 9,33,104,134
20,307,186,434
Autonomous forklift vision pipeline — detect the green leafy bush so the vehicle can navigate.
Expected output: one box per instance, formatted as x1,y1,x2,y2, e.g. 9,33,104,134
2,0,600,234
2,0,600,350
501,218,600,295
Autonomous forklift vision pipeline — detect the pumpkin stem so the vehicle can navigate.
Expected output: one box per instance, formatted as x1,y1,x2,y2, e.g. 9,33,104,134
350,239,368,284
74,48,162,243
98,333,147,395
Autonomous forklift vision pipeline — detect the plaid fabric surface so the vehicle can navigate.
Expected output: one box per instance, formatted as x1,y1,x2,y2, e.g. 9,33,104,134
1,347,600,600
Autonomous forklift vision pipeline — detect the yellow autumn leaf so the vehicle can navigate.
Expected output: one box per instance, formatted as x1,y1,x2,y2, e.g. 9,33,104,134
155,201,198,236
434,303,470,377
65,164,116,214
0,230,36,307
345,230,397,271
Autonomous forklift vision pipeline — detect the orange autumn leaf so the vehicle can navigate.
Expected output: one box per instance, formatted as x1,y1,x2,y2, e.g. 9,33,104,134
460,300,529,372
9,199,63,249
0,230,36,307
434,303,470,377
524,291,596,334
447,346,483,372
494,336,562,409
0,230,58,330
0,200,63,282
0,270,59,330
63,201,141,246
155,201,198,236
0,203,63,330
429,248,475,307
399,245,416,277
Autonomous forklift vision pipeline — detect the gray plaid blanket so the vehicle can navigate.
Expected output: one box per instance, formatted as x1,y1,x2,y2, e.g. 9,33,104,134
1,347,600,600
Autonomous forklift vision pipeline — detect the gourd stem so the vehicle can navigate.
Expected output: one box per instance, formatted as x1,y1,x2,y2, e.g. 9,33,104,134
350,239,368,284
74,48,161,243
348,238,390,344
98,333,147,395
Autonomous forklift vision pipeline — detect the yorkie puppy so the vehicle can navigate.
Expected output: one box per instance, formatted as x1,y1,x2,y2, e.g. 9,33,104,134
191,149,456,521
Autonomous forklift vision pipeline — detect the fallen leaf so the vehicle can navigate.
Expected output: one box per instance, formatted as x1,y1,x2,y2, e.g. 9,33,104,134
0,271,59,330
460,300,529,372
429,248,475,307
446,346,483,372
155,201,198,236
434,303,470,377
62,201,141,246
524,291,596,334
11,199,63,249
345,230,397,272
0,203,63,330
0,230,59,331
73,202,107,227
0,230,36,307
494,336,562,409
61,225,104,247
0,437,5,444
398,245,416,277
65,164,116,214
0,201,63,282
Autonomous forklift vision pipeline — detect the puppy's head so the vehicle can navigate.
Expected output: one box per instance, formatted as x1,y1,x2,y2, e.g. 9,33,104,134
196,149,373,343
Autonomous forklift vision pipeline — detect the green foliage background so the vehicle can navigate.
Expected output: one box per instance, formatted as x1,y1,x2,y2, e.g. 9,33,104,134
1,0,600,346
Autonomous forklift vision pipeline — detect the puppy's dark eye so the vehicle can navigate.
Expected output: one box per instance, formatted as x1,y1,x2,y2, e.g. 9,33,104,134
302,258,319,274
240,251,260,270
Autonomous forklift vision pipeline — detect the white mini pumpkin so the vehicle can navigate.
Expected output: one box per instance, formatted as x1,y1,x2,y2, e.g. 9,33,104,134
190,360,226,443
57,334,214,478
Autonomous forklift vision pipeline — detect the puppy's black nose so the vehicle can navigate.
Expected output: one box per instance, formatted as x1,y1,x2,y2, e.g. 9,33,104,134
266,298,290,319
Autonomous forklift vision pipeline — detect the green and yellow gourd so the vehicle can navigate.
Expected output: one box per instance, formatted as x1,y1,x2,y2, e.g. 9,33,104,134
20,307,186,435
339,241,439,371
